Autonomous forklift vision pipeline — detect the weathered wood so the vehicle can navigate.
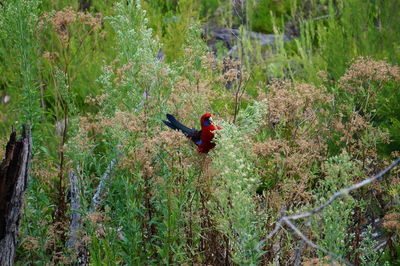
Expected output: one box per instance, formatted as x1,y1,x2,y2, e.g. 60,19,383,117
66,171,81,248
0,126,32,266
91,156,118,212
67,153,119,265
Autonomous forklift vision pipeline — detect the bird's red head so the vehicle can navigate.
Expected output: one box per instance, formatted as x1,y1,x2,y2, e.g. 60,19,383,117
200,113,213,128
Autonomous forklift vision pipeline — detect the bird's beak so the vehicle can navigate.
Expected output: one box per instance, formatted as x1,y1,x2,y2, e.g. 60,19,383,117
209,116,213,124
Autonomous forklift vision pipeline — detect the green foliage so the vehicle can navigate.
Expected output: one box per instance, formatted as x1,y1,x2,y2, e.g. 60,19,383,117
312,153,359,261
0,0,42,130
104,0,163,111
288,0,400,81
248,0,292,33
359,225,381,264
211,103,266,264
16,178,54,264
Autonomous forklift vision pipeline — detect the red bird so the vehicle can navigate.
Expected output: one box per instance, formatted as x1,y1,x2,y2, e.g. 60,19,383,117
163,113,220,153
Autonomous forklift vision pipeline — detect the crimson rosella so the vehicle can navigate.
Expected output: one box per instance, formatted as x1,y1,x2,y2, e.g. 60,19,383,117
163,113,221,153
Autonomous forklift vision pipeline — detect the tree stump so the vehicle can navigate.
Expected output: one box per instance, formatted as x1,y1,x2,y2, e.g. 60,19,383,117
0,126,32,266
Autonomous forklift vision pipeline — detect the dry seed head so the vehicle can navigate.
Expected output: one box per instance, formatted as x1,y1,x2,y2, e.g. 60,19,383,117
317,70,329,82
47,7,102,43
264,80,331,134
22,236,40,251
51,7,77,42
383,213,400,233
201,52,216,70
339,56,400,92
42,51,59,62
87,212,110,225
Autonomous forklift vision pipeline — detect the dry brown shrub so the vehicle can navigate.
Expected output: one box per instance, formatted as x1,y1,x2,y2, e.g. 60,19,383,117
252,139,290,157
46,220,70,263
53,7,101,42
39,7,103,44
84,93,110,106
166,46,226,121
339,57,400,93
201,51,219,72
223,58,241,83
113,62,135,85
253,80,331,203
167,74,215,122
118,126,197,179
22,236,40,251
332,111,389,163
87,211,110,224
302,256,342,266
77,107,146,138
265,80,331,125
317,70,329,82
383,213,400,233
86,212,111,238
339,57,400,110
31,159,59,186
50,7,78,42
264,190,285,211
42,51,59,62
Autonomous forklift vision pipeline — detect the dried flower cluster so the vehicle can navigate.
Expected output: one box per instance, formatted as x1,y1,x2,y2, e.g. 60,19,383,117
119,128,195,178
42,51,59,62
113,62,135,85
253,80,332,203
223,58,242,82
339,57,400,92
30,159,59,186
84,93,110,106
383,213,400,233
86,212,111,238
167,46,219,121
39,7,102,43
265,80,331,125
332,111,389,161
77,109,144,137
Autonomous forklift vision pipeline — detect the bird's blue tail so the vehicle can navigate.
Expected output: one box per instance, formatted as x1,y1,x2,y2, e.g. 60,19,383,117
162,114,201,144
163,114,193,136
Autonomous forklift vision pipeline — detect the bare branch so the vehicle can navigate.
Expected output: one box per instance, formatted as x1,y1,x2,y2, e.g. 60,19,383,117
264,158,400,264
67,152,120,264
91,156,118,212
287,157,400,221
67,171,82,248
284,218,352,266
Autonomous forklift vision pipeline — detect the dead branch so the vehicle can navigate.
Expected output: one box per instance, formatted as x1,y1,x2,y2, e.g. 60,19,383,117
284,218,352,265
264,157,400,265
91,156,118,212
66,170,81,248
0,126,32,266
66,151,120,264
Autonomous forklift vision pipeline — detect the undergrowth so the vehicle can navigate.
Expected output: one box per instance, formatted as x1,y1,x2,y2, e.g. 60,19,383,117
0,0,399,265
